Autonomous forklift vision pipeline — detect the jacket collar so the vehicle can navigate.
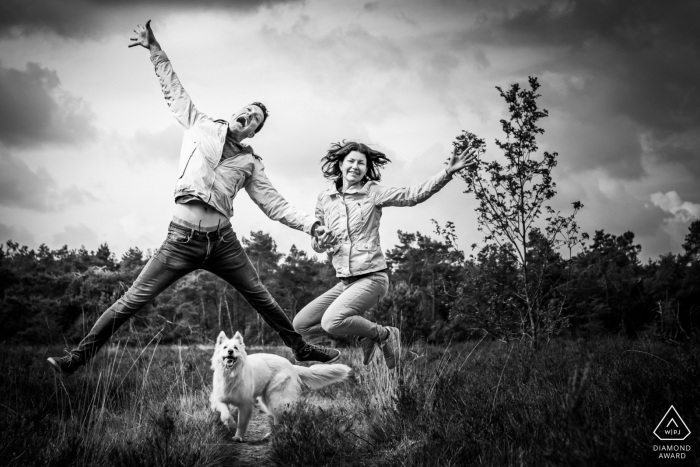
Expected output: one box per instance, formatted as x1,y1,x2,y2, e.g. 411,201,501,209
329,180,372,197
220,122,260,159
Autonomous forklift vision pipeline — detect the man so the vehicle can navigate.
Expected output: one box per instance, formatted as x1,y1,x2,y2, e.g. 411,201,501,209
47,21,339,375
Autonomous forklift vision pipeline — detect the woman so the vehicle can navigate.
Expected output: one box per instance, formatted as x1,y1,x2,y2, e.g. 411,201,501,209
293,141,478,369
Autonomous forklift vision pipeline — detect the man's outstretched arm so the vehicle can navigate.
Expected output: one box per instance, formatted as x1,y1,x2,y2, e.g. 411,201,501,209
129,20,205,129
246,162,334,239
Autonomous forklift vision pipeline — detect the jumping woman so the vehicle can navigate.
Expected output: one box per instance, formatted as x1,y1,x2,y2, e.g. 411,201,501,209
293,141,478,369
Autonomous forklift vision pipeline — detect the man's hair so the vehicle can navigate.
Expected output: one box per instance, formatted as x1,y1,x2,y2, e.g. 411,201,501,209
321,140,391,185
250,102,269,134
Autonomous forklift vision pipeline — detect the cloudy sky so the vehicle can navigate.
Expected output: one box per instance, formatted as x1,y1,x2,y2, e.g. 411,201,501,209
0,0,698,262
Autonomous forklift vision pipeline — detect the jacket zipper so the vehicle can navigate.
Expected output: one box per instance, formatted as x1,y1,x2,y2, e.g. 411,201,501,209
343,194,353,275
178,142,198,179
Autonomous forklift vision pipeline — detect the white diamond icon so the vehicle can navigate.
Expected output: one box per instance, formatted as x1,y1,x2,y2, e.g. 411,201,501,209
654,406,691,441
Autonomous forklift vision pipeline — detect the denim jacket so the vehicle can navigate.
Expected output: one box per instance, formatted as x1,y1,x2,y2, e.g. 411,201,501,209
150,49,317,235
313,168,453,277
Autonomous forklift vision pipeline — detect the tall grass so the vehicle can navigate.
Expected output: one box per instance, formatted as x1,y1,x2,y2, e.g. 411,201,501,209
0,340,238,466
270,337,700,466
1,337,698,466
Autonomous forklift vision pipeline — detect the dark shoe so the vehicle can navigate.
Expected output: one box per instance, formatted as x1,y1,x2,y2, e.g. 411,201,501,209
380,326,400,369
294,343,340,364
358,337,377,365
47,351,83,375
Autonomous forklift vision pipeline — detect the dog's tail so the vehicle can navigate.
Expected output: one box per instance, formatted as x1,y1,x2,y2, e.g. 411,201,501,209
296,363,351,389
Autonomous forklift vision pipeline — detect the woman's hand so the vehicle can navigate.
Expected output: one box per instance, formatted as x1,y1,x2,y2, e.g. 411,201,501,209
447,145,479,175
317,230,337,249
128,20,158,50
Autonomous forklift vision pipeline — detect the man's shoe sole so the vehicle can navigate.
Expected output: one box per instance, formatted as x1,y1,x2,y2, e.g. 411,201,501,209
294,352,341,364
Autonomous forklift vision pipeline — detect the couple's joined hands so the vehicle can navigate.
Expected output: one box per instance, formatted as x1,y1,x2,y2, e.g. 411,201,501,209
312,225,338,250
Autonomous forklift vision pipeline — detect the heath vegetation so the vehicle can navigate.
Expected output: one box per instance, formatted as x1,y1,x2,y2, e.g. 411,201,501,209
1,337,698,466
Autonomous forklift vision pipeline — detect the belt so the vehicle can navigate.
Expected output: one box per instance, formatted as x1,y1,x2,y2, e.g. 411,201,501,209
169,221,231,240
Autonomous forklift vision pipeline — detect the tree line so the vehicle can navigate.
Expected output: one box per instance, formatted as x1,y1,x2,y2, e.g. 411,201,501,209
0,220,698,347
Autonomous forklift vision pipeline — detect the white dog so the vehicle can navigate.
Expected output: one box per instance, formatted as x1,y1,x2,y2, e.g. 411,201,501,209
210,331,351,442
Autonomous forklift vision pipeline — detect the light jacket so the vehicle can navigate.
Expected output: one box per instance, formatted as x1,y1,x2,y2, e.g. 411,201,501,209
313,168,453,277
150,49,317,235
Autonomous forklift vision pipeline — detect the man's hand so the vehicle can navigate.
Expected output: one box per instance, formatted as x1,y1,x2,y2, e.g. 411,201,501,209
447,145,479,175
128,20,158,50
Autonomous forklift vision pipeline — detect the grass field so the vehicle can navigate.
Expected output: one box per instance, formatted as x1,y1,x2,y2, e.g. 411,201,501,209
0,336,698,466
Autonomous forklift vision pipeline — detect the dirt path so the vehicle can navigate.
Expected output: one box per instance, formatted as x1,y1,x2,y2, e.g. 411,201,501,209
226,406,274,467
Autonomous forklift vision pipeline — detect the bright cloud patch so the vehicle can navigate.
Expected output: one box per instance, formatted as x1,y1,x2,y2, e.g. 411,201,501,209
651,191,700,223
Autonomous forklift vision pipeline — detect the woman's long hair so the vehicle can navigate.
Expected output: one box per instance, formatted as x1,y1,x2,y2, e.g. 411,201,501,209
321,141,391,186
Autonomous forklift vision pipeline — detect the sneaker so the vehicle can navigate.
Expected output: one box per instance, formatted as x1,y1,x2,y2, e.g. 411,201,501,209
358,337,376,365
294,343,340,364
380,326,400,369
47,351,83,375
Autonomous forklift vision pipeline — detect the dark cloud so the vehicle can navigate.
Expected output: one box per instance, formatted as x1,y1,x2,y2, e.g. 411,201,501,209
460,0,700,179
470,0,698,52
363,2,380,12
540,110,645,179
0,149,98,211
646,131,700,179
0,61,96,147
0,0,303,39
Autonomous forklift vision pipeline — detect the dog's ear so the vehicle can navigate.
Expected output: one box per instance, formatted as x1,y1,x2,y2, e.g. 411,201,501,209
216,331,228,346
233,331,245,346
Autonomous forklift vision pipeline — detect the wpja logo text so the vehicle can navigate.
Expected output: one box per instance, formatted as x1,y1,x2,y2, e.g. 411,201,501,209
652,406,691,460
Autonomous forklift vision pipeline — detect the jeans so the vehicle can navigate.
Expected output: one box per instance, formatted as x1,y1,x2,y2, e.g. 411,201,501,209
293,271,389,341
71,218,305,363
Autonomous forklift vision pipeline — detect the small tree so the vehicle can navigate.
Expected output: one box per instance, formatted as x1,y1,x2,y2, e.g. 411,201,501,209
451,77,585,346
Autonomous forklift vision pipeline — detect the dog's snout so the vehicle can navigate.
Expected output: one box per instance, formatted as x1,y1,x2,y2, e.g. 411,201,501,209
227,349,234,355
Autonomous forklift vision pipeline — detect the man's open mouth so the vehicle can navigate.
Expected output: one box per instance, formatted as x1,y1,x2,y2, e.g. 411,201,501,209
236,116,248,127
223,356,237,368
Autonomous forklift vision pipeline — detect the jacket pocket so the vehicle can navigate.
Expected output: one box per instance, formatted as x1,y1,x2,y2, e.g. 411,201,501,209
354,239,378,252
359,199,374,221
179,142,199,179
